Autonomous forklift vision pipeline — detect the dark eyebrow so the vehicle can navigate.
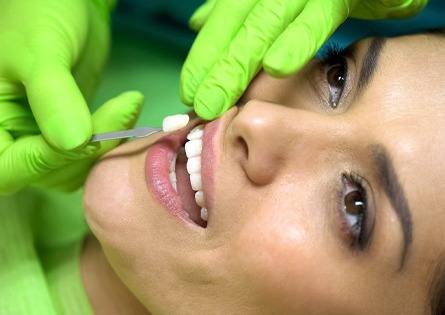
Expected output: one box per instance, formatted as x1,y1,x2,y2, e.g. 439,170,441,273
357,37,387,94
370,144,413,270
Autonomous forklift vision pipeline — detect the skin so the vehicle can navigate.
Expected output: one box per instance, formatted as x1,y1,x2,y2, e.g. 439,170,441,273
82,33,445,314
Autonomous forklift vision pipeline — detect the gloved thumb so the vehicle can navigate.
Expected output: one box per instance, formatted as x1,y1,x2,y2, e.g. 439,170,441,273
90,90,144,153
189,0,218,32
35,91,145,192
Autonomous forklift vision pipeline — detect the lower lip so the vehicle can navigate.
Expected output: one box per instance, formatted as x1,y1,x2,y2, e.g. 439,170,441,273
145,129,191,222
145,109,234,223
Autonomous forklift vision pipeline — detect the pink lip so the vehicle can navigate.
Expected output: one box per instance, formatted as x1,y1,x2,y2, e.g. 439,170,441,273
145,127,192,223
200,121,218,210
145,108,238,226
201,107,239,211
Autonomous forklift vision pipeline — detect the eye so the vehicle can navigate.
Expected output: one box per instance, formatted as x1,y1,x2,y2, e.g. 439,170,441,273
325,61,347,108
318,44,350,109
340,174,370,250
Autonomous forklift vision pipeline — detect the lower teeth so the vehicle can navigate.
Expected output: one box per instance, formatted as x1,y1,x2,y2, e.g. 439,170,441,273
200,208,208,221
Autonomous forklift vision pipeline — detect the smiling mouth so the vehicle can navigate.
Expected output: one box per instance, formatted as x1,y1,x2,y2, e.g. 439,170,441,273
169,124,208,228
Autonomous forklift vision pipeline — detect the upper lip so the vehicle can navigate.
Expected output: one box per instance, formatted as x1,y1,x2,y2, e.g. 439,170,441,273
200,107,240,223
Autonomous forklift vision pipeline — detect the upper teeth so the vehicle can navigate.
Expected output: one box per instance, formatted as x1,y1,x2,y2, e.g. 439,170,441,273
169,124,207,222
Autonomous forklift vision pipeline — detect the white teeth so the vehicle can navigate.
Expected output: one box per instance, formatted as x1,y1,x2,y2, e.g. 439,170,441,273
187,125,204,140
162,114,189,132
169,171,177,182
186,156,201,174
190,173,202,191
169,152,178,193
170,152,178,172
194,191,204,207
169,172,177,193
185,139,202,158
200,208,208,221
168,124,209,224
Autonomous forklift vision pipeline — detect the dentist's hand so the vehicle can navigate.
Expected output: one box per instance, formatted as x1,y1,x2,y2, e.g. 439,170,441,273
0,91,144,194
180,0,428,120
0,0,116,194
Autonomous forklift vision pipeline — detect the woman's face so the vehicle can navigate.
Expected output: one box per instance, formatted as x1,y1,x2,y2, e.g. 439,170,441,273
84,33,445,314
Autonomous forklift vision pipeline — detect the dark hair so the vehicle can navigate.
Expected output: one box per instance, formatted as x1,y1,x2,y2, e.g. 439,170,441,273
428,27,445,315
428,28,445,36
429,259,445,315
423,27,445,315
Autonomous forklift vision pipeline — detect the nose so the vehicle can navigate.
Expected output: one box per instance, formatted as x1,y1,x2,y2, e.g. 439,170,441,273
231,101,344,185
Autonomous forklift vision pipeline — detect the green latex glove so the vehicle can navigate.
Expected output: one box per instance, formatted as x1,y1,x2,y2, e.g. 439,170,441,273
0,0,116,150
0,91,144,195
180,0,428,120
0,0,119,194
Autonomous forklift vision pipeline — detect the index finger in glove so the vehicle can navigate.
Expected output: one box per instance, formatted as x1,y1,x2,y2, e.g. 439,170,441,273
188,0,218,32
263,0,353,77
25,62,92,151
192,0,308,120
180,0,259,107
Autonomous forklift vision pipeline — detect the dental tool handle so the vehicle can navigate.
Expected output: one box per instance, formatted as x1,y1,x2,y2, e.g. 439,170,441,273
89,126,163,142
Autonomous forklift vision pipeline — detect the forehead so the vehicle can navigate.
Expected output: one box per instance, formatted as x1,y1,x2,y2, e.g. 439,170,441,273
355,33,445,148
361,32,445,264
360,33,445,182
348,33,445,166
380,32,445,97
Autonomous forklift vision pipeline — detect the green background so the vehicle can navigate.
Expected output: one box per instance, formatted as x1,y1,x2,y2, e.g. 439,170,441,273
91,29,190,127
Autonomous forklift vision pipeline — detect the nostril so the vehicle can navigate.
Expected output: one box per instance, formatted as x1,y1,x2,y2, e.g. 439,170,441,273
230,101,282,185
237,136,249,161
233,129,280,186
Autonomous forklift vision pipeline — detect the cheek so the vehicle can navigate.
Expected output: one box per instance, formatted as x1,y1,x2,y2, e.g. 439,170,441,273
82,149,151,251
82,158,161,305
83,156,131,235
223,179,370,315
228,202,332,313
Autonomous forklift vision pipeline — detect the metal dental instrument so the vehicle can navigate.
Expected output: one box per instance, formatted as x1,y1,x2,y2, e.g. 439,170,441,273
89,126,163,143
90,114,190,143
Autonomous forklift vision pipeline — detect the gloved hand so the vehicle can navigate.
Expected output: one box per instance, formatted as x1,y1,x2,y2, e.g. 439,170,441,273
0,0,118,194
180,0,428,120
0,91,144,194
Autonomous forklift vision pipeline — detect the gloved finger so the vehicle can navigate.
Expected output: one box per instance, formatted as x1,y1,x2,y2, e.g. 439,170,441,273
91,0,118,12
188,0,218,32
0,130,98,195
351,0,428,19
0,101,39,138
90,90,144,153
0,101,92,195
263,0,352,77
180,0,260,107
192,0,306,120
24,62,92,151
35,91,144,192
72,4,110,102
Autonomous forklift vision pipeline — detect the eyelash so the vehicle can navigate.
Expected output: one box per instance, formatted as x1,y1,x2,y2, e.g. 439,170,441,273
318,44,351,108
337,173,372,251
